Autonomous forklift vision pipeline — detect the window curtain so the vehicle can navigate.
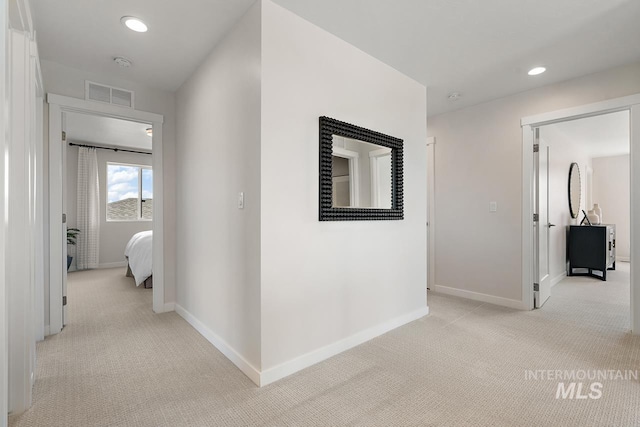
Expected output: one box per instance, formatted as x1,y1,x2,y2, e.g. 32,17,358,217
76,147,100,269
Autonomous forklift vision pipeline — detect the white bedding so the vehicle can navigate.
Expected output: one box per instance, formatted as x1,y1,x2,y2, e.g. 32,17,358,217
125,230,152,286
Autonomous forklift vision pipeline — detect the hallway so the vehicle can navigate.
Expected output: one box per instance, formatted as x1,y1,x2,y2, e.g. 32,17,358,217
9,266,640,426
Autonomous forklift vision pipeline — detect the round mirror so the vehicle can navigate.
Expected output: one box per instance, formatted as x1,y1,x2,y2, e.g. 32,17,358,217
568,162,581,219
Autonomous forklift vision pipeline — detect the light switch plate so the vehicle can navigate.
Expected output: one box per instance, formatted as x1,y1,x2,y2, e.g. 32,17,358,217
238,192,244,209
490,201,497,212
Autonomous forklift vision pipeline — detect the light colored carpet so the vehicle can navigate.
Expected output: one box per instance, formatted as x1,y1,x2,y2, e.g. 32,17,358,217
9,264,640,426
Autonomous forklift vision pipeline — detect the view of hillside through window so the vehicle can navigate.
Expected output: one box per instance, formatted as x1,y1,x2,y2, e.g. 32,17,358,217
107,163,153,221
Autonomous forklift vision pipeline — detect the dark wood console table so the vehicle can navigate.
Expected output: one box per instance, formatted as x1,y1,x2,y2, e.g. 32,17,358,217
567,225,616,281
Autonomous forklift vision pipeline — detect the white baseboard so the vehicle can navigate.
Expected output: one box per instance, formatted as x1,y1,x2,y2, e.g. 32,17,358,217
98,261,128,269
432,284,526,310
175,304,261,386
176,303,429,388
551,272,566,288
44,325,50,337
162,302,175,312
259,305,429,387
617,256,630,262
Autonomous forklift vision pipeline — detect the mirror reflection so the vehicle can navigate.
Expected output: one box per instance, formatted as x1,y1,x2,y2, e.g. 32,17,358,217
568,162,581,219
332,135,392,208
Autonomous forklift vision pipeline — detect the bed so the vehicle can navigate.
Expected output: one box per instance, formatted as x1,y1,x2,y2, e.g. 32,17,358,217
125,230,153,288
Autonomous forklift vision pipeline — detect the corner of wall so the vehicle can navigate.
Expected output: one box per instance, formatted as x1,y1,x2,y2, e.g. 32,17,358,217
174,0,262,376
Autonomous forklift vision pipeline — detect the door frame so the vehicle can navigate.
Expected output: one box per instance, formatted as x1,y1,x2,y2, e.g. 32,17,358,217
332,146,360,207
426,137,436,290
521,93,640,334
0,0,7,421
48,93,166,335
368,147,392,207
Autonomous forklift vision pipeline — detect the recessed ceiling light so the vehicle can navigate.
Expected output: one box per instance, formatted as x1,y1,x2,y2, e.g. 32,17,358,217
114,56,132,68
528,66,546,76
121,16,148,33
448,92,462,101
145,128,153,137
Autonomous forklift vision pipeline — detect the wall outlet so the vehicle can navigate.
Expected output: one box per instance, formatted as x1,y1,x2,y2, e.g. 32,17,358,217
238,192,244,209
490,201,497,212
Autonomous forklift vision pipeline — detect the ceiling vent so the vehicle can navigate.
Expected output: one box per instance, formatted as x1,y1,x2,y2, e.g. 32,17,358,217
85,81,134,108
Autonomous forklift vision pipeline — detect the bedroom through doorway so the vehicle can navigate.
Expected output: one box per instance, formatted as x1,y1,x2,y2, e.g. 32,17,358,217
37,92,166,411
64,111,156,318
532,111,631,328
521,93,640,335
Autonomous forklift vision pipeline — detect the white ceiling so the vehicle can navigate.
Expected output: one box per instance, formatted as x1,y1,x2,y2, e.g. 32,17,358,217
541,110,630,159
32,0,640,116
32,0,255,93
65,112,153,151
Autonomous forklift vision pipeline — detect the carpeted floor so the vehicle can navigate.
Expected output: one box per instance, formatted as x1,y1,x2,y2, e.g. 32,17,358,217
9,264,640,426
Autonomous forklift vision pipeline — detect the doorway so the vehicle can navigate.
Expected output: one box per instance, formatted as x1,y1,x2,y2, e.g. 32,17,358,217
65,111,155,314
534,112,630,309
47,94,166,336
521,94,640,333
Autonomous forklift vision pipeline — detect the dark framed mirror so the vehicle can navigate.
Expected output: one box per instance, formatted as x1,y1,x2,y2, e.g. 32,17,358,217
319,116,404,221
568,162,581,219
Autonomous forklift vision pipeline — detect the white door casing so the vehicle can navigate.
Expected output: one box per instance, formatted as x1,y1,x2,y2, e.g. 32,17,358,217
61,117,68,326
631,104,640,335
0,1,8,422
332,146,360,207
48,94,166,336
426,137,436,290
369,147,392,208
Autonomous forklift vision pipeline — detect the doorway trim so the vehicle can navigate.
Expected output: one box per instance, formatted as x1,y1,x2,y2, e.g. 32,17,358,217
332,146,360,207
48,93,166,335
521,93,640,334
426,137,436,290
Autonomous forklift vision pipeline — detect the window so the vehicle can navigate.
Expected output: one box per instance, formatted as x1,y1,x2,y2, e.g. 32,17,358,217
107,163,153,221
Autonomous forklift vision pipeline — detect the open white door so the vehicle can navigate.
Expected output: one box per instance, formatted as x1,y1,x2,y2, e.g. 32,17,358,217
61,125,68,326
49,106,68,334
534,129,552,307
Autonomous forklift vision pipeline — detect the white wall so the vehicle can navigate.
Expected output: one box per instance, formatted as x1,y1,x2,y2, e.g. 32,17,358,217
260,0,427,373
541,131,592,284
66,145,152,270
593,155,630,260
5,0,46,416
175,1,262,369
428,62,640,305
6,17,42,414
175,0,427,384
40,59,177,325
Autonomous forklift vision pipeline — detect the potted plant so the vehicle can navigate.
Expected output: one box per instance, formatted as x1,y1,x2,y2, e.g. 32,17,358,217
67,228,80,271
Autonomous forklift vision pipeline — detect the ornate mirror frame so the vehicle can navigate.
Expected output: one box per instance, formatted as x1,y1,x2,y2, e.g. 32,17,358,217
319,116,404,221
